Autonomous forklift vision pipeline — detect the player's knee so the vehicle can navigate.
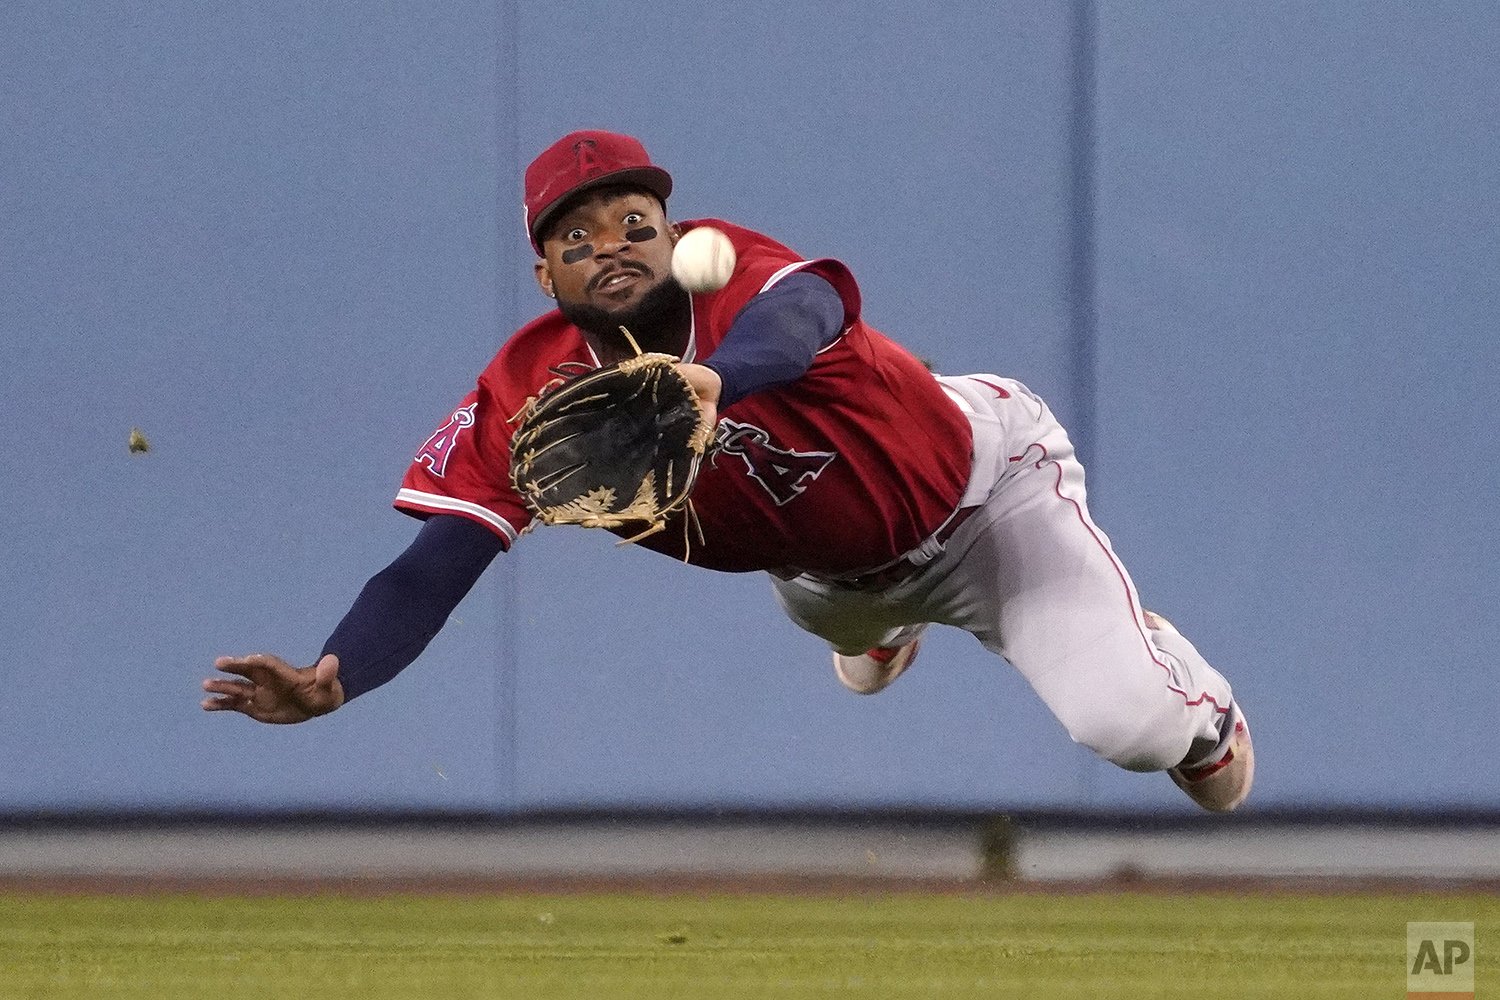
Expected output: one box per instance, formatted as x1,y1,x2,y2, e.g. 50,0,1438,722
1063,706,1194,774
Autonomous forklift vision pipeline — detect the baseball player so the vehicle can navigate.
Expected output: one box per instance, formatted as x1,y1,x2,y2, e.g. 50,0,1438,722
203,130,1253,812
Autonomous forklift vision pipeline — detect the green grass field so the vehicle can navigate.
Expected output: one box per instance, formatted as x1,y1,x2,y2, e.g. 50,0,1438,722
2,889,1494,999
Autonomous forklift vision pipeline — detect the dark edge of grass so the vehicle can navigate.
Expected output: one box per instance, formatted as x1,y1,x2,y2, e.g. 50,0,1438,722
5,872,1500,899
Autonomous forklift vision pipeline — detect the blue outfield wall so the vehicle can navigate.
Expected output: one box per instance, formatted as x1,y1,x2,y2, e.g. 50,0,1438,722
1,1,1496,814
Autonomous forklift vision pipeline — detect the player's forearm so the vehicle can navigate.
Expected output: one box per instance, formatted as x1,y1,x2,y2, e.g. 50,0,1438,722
321,514,505,701
702,271,844,407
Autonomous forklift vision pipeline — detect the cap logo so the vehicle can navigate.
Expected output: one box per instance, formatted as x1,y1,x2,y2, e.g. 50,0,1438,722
573,138,602,179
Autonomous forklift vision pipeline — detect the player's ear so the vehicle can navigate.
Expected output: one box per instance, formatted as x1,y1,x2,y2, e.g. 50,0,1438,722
668,222,681,245
534,259,556,299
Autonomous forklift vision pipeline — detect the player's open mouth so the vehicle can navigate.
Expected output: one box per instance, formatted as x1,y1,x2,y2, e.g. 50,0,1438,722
591,266,648,294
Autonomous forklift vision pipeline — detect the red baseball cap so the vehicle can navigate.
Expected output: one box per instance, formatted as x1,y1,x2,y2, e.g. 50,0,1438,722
524,130,673,255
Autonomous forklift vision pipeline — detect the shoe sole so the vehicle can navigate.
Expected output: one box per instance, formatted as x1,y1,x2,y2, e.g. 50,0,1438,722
833,640,920,695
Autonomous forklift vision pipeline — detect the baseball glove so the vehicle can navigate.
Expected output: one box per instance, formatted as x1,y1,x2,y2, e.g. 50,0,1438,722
508,353,715,542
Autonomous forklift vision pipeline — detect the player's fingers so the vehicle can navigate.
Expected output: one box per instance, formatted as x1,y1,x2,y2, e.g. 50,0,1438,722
202,677,254,697
213,654,283,682
201,694,254,713
214,653,273,670
212,656,256,679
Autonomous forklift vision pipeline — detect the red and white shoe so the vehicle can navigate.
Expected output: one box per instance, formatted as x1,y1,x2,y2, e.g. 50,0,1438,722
833,639,921,695
1169,704,1255,813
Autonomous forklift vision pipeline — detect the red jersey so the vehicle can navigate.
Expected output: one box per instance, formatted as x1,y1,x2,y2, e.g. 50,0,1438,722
397,220,972,575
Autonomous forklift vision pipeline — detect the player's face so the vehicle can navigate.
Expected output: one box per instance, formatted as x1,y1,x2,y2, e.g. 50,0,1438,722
534,188,679,314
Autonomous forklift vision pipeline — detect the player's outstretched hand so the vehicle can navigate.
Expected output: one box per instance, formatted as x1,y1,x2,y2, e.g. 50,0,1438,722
201,653,345,724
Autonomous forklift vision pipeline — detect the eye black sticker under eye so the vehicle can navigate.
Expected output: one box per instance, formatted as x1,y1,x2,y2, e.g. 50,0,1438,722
560,244,594,265
625,226,658,243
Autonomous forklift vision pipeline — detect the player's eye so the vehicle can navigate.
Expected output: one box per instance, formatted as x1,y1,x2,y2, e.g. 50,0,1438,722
565,227,587,242
623,212,644,226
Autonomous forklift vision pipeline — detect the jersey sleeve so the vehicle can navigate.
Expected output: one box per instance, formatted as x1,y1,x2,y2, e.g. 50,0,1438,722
394,380,532,548
750,257,860,327
707,231,862,339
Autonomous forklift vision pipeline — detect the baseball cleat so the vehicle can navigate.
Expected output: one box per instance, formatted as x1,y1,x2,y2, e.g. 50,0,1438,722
833,639,920,695
1169,703,1254,813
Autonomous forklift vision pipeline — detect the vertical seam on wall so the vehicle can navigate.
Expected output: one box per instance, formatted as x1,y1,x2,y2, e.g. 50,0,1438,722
1068,0,1099,485
495,0,521,816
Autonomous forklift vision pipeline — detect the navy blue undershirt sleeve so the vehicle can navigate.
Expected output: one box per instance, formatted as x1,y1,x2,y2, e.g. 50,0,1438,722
321,513,505,702
701,271,845,408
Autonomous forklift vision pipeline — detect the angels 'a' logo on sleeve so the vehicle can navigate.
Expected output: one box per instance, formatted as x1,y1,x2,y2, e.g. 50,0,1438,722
712,419,837,506
415,403,477,478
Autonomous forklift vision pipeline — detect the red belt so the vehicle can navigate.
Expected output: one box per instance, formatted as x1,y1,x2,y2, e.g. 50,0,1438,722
830,505,981,591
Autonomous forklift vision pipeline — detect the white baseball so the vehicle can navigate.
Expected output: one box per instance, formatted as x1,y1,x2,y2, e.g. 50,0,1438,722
671,226,736,292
